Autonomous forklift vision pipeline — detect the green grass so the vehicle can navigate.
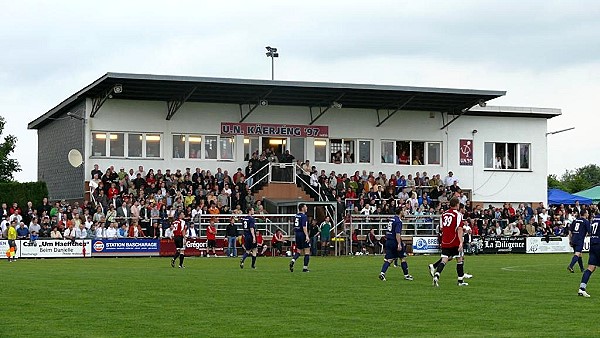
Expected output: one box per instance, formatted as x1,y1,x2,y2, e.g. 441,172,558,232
1,253,596,337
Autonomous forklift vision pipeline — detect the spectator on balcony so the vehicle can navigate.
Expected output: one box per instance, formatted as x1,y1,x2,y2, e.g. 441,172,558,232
398,150,409,165
412,154,423,165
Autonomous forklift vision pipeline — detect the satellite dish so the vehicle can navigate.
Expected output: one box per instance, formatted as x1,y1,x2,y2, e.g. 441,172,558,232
68,149,83,168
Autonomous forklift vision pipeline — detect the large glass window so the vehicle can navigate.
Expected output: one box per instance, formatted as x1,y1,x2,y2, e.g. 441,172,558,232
381,140,442,166
92,132,107,157
205,136,217,159
109,133,124,157
220,136,234,160
314,139,327,163
329,138,360,164
358,140,371,163
128,133,142,157
484,142,531,170
188,135,202,159
396,141,410,164
145,134,161,158
381,141,394,164
289,138,305,162
411,141,424,165
172,134,185,159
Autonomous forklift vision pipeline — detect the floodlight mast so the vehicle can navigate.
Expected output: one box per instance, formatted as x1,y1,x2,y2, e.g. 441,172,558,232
265,46,279,80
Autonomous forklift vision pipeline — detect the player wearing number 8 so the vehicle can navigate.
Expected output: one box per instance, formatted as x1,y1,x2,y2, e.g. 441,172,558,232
431,197,468,287
378,208,413,281
568,210,589,273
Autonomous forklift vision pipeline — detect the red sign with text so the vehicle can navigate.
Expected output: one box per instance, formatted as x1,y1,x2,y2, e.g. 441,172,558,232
221,122,328,138
459,139,473,166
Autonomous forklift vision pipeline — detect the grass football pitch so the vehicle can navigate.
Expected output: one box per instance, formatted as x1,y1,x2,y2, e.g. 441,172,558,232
2,253,596,337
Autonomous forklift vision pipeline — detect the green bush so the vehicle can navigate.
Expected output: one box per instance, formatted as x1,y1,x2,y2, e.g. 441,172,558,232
0,181,49,208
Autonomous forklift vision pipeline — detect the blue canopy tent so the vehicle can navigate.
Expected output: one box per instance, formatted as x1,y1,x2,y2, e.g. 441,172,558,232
547,189,593,205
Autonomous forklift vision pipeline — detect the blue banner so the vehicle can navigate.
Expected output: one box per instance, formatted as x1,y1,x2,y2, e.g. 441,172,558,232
92,239,160,256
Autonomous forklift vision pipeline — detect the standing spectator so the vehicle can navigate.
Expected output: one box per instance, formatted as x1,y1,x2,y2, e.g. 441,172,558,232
444,171,458,187
309,219,319,256
225,217,238,257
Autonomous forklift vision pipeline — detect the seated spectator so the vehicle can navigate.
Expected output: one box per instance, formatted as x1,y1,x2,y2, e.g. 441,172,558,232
272,229,285,256
256,230,268,256
63,223,75,241
351,229,364,254
29,231,39,242
105,223,119,239
39,222,51,238
75,224,87,239
128,221,145,238
50,226,63,239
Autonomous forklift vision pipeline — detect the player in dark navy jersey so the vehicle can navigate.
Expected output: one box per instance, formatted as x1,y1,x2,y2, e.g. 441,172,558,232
290,203,311,272
568,210,589,273
379,208,413,281
578,212,600,297
240,208,257,269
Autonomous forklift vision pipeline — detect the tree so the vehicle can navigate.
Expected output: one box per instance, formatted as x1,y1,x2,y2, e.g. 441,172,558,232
548,164,600,193
0,116,21,182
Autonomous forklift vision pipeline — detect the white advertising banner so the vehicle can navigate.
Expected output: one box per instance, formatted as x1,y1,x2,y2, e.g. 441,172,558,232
526,237,571,254
19,239,92,258
412,236,441,254
0,240,10,259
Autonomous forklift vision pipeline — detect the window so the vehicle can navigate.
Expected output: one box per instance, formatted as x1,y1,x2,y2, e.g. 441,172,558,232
205,136,217,159
220,136,234,160
314,139,327,163
188,135,202,159
427,142,441,165
128,133,142,157
244,137,259,161
381,140,442,166
173,134,185,159
358,140,371,163
145,134,161,158
411,141,424,165
109,133,124,157
92,132,107,157
484,142,531,170
381,141,394,164
330,138,357,164
289,138,305,162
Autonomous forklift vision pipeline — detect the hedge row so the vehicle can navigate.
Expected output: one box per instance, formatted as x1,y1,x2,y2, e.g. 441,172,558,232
0,181,49,208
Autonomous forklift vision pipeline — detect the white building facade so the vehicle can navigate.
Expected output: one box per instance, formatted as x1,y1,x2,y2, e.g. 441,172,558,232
29,73,559,204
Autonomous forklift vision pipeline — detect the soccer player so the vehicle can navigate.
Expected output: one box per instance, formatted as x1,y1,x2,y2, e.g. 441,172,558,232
170,213,187,268
379,208,413,281
432,197,468,287
568,210,589,273
578,211,600,297
240,208,257,269
290,203,310,272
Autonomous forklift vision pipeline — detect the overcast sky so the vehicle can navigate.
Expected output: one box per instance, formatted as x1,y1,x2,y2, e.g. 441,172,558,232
1,0,599,182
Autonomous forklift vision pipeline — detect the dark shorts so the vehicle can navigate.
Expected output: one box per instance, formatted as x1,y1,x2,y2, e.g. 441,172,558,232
243,236,256,251
174,236,184,250
8,240,16,248
321,236,330,242
441,247,461,259
296,233,310,250
384,240,400,260
572,242,584,253
589,243,600,266
207,239,217,248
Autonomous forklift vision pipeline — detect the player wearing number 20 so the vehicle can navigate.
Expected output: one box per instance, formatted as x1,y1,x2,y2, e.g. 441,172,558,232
578,212,600,297
432,197,468,287
379,208,413,281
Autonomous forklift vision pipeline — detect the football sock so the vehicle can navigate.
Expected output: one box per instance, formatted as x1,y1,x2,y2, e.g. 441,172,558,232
433,258,442,269
581,269,593,288
569,255,579,269
292,252,300,261
179,254,184,266
457,261,464,278
393,259,399,266
578,257,584,270
381,261,390,274
401,261,409,275
436,262,446,275
241,252,248,263
304,254,310,267
173,252,180,261
251,255,256,267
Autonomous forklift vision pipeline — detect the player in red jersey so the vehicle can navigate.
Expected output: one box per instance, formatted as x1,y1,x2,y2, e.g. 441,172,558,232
431,197,468,287
171,213,187,268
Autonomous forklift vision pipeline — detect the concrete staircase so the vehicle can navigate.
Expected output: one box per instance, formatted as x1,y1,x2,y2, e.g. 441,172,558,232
254,182,313,202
